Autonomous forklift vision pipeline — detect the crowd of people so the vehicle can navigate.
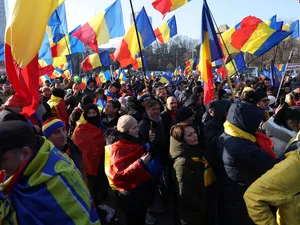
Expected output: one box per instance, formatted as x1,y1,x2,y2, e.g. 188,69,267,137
0,71,300,225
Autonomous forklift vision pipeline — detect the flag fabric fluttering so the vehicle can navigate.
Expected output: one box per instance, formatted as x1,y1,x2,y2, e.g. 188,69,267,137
276,64,286,72
132,56,147,70
231,16,291,57
225,52,246,76
219,23,241,56
184,58,196,76
265,15,283,31
154,15,177,44
81,51,110,71
72,0,125,53
160,72,172,83
198,0,224,105
39,74,51,86
113,7,156,68
174,66,181,75
0,42,4,60
99,71,111,83
119,70,127,84
5,0,64,116
282,20,299,41
269,60,282,87
152,0,191,18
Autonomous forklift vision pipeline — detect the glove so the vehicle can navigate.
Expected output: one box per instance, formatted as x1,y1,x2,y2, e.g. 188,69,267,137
146,156,162,176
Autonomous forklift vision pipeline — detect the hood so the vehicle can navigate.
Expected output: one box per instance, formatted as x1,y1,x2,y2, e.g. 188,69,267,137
202,100,231,124
202,111,213,124
227,102,264,134
169,137,201,160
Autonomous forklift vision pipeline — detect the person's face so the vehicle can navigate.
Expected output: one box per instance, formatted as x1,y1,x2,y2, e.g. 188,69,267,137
167,86,172,93
147,104,161,119
121,84,127,91
45,81,50,87
0,147,32,177
267,91,273,96
183,126,198,146
73,84,79,92
3,84,12,93
55,83,62,89
39,93,43,103
42,88,51,98
285,87,291,94
128,121,139,138
105,102,118,116
166,98,178,112
56,79,61,84
87,109,98,117
110,86,117,94
48,127,67,150
197,93,204,104
159,89,167,98
88,82,95,89
264,80,271,87
294,87,300,94
257,97,269,109
287,120,300,132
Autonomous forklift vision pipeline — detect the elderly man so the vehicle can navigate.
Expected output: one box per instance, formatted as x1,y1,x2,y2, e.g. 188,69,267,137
0,121,100,225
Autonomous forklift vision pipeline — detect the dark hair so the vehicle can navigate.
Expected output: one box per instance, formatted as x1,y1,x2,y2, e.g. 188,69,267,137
240,90,255,104
155,86,166,95
286,107,300,122
81,95,93,107
145,99,160,109
170,123,193,142
107,100,121,111
264,77,271,81
96,88,104,95
274,104,291,126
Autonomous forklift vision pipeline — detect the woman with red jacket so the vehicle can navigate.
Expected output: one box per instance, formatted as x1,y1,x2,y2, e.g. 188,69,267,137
105,115,161,225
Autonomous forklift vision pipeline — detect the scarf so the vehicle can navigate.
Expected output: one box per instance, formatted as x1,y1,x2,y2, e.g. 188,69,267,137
192,157,216,187
224,120,277,160
0,138,100,225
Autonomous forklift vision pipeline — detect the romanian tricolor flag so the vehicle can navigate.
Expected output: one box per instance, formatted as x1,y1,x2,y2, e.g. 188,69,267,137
219,23,241,56
152,0,191,17
39,64,55,77
50,67,63,79
198,0,223,105
5,0,64,116
113,7,156,68
276,64,286,72
99,71,111,83
184,58,196,76
119,70,127,84
39,74,51,86
81,51,110,71
79,75,88,90
154,15,177,44
231,16,291,57
282,20,299,41
225,52,246,77
174,66,181,75
72,0,125,53
132,56,147,70
160,73,172,84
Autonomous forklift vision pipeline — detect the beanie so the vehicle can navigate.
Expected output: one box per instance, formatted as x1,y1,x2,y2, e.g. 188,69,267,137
4,94,30,108
42,118,65,138
176,106,194,123
117,115,137,133
253,91,268,104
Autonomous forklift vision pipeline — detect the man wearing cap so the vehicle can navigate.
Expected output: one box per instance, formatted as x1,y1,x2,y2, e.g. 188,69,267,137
0,121,100,225
42,118,84,175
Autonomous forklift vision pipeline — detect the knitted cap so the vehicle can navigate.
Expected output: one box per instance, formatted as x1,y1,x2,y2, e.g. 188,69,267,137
176,106,194,123
117,115,137,133
42,118,65,138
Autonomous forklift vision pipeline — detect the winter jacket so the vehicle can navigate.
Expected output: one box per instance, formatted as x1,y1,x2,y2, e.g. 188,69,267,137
170,138,214,225
264,118,296,157
244,150,300,225
217,102,276,225
139,114,168,163
83,88,96,100
101,113,120,132
0,108,28,123
202,100,231,172
161,109,176,148
64,92,83,114
285,131,300,153
73,115,105,176
69,104,84,135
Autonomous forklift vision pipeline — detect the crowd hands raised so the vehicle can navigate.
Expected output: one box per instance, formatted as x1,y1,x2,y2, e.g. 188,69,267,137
0,71,300,225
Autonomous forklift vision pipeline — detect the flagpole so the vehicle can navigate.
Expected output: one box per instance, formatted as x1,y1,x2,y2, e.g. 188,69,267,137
206,1,239,76
128,0,147,78
275,50,293,103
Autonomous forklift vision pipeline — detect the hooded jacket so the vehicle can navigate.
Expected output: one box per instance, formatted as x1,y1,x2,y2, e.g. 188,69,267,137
170,137,209,225
217,102,275,225
244,150,300,225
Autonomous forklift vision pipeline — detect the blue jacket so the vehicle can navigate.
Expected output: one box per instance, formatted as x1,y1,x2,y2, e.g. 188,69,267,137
217,103,275,225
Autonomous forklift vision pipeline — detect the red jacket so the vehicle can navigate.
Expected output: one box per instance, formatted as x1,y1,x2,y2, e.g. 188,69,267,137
105,140,152,191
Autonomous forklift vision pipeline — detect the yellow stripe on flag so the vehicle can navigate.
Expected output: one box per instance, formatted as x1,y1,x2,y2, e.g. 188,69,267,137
199,32,212,83
124,26,145,58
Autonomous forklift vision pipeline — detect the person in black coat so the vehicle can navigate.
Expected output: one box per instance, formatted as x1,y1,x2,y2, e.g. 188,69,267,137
202,100,231,172
217,102,276,225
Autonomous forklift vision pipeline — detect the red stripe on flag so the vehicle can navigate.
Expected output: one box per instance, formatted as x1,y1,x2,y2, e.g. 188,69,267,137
5,44,39,116
114,40,134,68
152,0,172,17
203,61,214,105
81,56,94,71
154,28,165,44
231,16,261,50
72,23,98,53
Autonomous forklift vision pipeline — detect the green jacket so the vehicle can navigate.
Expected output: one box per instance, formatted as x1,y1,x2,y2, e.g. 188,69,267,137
170,137,207,225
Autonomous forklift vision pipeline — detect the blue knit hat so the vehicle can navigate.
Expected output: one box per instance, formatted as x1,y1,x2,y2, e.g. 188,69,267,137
42,118,65,138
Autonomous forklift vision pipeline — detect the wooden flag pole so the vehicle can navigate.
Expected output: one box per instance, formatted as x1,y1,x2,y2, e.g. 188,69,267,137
128,0,147,78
